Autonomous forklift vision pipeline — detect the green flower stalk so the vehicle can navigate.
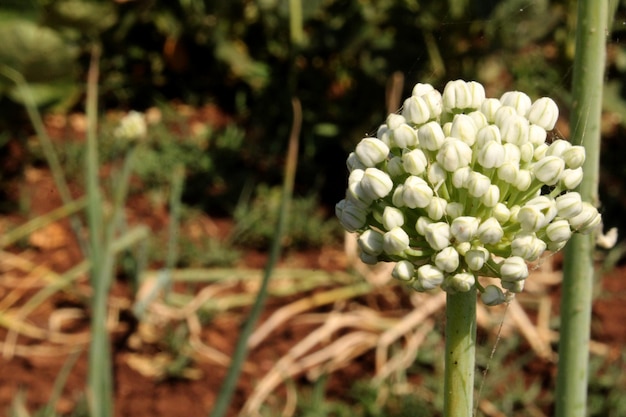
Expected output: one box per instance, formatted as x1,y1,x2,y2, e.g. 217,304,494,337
336,79,602,415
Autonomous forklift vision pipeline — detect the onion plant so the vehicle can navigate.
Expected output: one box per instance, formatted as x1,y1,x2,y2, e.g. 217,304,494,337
336,77,601,415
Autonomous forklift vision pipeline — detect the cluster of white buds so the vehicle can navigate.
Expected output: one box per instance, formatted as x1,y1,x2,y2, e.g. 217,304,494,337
336,80,601,305
114,110,147,141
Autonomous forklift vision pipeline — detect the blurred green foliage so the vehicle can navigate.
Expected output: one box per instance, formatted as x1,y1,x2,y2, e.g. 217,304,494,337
1,0,626,230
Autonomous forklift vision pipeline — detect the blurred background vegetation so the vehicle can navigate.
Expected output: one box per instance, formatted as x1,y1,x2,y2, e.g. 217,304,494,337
1,1,626,416
1,0,626,238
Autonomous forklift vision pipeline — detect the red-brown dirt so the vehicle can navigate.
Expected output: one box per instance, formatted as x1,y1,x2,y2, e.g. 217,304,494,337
0,110,624,417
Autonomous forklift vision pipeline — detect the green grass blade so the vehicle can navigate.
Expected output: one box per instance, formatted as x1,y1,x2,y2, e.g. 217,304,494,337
210,97,301,417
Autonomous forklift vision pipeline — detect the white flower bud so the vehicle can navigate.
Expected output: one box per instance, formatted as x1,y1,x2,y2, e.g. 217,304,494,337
533,143,549,160
412,83,434,96
546,219,572,242
467,110,488,130
494,105,517,128
520,143,534,163
360,168,394,200
532,155,564,185
443,122,452,136
446,202,464,219
500,114,529,146
418,121,446,151
451,216,480,242
481,285,507,306
529,124,547,145
500,91,532,116
448,272,475,292
355,138,389,167
546,139,571,157
427,162,447,186
514,169,532,191
391,124,418,148
477,217,504,244
555,192,583,219
503,142,522,164
386,113,406,130
358,229,384,255
465,247,489,270
492,203,511,223
497,162,519,184
336,199,368,232
436,137,473,172
417,264,445,290
476,125,502,148
383,226,410,255
386,156,405,178
467,81,486,108
377,124,389,139
425,222,452,251
443,80,472,111
382,206,405,230
500,256,529,282
501,279,524,293
547,240,568,252
562,146,586,169
422,89,443,119
597,227,618,249
427,196,448,220
480,98,502,123
452,166,472,188
360,251,379,265
481,184,500,208
455,241,471,256
450,114,477,145
528,97,559,130
392,260,415,281
561,167,584,190
511,233,546,261
348,168,365,186
435,246,460,273
378,127,392,147
115,111,147,140
467,172,491,198
402,148,428,175
347,181,372,207
477,140,506,169
415,216,433,235
347,152,366,171
392,185,405,207
518,205,546,232
402,176,434,208
402,95,430,125
569,202,601,234
525,195,557,222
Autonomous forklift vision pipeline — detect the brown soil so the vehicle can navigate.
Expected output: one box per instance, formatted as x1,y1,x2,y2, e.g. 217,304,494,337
1,111,625,417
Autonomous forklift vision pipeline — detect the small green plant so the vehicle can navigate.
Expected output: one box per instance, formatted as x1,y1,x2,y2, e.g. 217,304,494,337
233,184,342,249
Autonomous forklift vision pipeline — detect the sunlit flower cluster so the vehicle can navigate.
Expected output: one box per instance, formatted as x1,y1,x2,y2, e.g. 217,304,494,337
114,110,147,141
336,80,601,305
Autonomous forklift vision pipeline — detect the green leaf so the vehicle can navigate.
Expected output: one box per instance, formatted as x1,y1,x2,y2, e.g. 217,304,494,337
215,39,270,91
44,0,118,34
0,20,78,83
7,81,81,109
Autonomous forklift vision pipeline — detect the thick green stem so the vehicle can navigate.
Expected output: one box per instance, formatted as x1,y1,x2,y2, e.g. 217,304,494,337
443,288,476,417
555,1,607,417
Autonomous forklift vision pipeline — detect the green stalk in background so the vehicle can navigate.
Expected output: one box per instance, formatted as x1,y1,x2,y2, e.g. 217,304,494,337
443,288,476,417
84,43,113,417
555,1,608,416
